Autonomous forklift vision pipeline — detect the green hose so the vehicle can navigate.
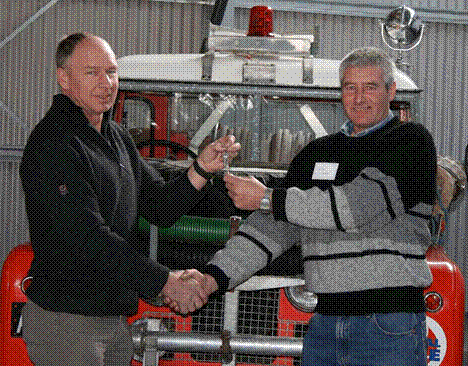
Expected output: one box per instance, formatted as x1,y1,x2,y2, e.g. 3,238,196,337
138,215,238,243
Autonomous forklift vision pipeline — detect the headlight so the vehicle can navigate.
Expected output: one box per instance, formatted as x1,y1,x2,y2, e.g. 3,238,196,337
284,285,317,313
425,292,443,312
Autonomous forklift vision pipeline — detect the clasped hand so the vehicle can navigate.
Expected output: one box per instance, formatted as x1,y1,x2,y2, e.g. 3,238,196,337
196,135,241,173
224,173,267,210
160,269,218,314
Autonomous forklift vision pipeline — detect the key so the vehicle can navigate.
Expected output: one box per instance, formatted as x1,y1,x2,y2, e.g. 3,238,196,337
223,152,230,173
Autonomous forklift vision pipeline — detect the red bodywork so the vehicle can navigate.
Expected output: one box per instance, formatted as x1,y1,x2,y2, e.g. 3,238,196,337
424,245,465,365
0,243,464,366
0,244,34,366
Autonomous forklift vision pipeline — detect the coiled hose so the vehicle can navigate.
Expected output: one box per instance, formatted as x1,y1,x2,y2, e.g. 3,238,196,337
139,215,241,244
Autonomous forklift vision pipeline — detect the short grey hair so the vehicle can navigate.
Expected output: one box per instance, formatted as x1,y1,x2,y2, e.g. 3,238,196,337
339,47,396,89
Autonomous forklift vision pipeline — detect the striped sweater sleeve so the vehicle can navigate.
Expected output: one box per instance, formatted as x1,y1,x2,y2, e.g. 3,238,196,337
206,210,300,290
272,124,436,233
274,166,420,233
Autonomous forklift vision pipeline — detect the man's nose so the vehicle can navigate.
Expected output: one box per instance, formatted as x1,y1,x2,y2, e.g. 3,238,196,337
353,88,365,103
98,72,112,86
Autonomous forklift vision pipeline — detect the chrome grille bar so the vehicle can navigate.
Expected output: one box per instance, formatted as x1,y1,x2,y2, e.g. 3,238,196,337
137,331,303,357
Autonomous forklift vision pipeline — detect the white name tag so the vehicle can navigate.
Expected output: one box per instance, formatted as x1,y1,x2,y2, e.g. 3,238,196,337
312,162,339,180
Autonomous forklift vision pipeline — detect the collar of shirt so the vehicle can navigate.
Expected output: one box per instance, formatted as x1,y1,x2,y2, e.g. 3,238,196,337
340,111,394,137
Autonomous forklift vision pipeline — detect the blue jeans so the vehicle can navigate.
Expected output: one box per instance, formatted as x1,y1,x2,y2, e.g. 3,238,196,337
302,312,428,366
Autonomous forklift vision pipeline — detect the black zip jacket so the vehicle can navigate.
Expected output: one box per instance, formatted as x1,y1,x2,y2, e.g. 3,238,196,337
20,94,210,316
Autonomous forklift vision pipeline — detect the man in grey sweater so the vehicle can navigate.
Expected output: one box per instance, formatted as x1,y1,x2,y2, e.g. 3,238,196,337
184,47,436,366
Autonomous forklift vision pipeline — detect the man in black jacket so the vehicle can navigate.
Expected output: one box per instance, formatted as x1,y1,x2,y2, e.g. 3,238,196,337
20,33,239,366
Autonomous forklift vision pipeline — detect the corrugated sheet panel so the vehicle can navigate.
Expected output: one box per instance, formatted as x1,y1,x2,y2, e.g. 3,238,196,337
226,0,468,25
1,0,468,307
308,0,468,11
0,161,29,261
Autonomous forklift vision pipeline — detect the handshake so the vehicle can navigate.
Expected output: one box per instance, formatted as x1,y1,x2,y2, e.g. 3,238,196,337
160,269,219,314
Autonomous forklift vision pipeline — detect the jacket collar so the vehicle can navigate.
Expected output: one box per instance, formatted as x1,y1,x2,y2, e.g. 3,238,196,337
51,94,112,135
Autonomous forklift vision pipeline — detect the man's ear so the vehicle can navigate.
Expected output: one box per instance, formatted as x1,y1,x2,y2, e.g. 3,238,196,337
57,67,69,90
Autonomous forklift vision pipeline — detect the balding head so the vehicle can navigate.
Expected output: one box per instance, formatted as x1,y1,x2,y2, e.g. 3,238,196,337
55,33,113,69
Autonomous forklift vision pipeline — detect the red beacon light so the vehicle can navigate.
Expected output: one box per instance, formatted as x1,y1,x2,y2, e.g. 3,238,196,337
247,5,273,37
207,4,312,58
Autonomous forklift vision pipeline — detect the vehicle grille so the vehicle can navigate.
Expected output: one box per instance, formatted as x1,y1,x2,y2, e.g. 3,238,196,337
145,288,309,365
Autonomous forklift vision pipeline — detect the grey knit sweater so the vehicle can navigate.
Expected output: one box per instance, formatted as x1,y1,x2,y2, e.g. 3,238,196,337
205,117,437,315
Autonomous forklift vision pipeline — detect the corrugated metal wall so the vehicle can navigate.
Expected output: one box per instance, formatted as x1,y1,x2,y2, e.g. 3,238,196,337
337,0,468,9
1,0,467,306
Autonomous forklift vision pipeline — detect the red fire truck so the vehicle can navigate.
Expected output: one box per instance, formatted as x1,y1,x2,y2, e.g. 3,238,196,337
1,2,465,365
